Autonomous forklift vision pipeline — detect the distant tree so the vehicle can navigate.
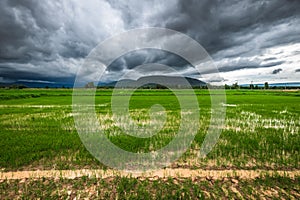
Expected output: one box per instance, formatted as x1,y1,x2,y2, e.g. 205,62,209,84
155,84,167,89
85,82,95,88
9,84,27,89
232,82,239,89
45,86,49,89
250,84,254,90
264,82,269,89
254,85,259,89
225,84,231,89
18,84,27,89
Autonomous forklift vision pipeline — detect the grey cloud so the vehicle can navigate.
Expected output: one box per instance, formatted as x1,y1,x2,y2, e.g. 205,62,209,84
151,0,300,55
108,49,191,73
264,57,277,62
296,69,300,73
0,1,157,84
272,68,282,74
215,59,285,73
0,0,299,84
0,0,123,83
0,65,74,83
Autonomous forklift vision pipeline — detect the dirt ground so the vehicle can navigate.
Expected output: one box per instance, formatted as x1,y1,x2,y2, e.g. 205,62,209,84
1,168,299,180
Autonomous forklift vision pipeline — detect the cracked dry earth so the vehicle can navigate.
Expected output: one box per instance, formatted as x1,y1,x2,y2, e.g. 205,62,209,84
0,169,299,199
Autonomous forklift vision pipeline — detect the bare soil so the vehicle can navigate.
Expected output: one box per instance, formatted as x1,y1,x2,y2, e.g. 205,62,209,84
1,168,299,180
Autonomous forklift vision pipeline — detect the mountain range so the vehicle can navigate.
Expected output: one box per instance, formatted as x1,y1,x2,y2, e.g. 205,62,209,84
98,75,206,88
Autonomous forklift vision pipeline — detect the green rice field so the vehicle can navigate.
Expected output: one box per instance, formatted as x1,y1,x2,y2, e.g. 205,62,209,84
0,89,299,199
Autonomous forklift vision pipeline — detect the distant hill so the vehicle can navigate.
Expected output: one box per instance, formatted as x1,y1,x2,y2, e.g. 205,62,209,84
0,81,73,88
99,75,206,88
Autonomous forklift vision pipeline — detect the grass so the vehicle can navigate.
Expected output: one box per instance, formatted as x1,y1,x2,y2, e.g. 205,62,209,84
0,89,299,171
0,175,299,199
0,88,299,198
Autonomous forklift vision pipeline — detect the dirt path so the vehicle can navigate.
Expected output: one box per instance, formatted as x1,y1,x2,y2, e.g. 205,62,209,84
1,169,299,180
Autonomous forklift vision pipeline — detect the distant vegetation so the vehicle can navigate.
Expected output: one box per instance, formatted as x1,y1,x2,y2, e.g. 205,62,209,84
226,81,300,90
0,84,28,89
1,77,299,90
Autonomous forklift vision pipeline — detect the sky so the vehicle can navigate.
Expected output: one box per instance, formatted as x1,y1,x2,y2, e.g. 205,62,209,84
0,0,299,86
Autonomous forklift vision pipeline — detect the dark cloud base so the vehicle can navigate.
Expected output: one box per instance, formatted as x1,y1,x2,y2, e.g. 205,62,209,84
107,49,192,72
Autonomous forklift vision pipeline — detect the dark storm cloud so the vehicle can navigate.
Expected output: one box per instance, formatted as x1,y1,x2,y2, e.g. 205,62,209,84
0,0,120,62
108,49,191,72
0,1,62,62
272,68,282,74
106,0,300,83
0,0,299,84
144,0,300,54
0,65,75,83
218,61,285,73
0,0,123,83
296,69,300,73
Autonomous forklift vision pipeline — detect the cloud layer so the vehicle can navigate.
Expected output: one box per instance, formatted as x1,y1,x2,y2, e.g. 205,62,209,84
0,0,299,85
